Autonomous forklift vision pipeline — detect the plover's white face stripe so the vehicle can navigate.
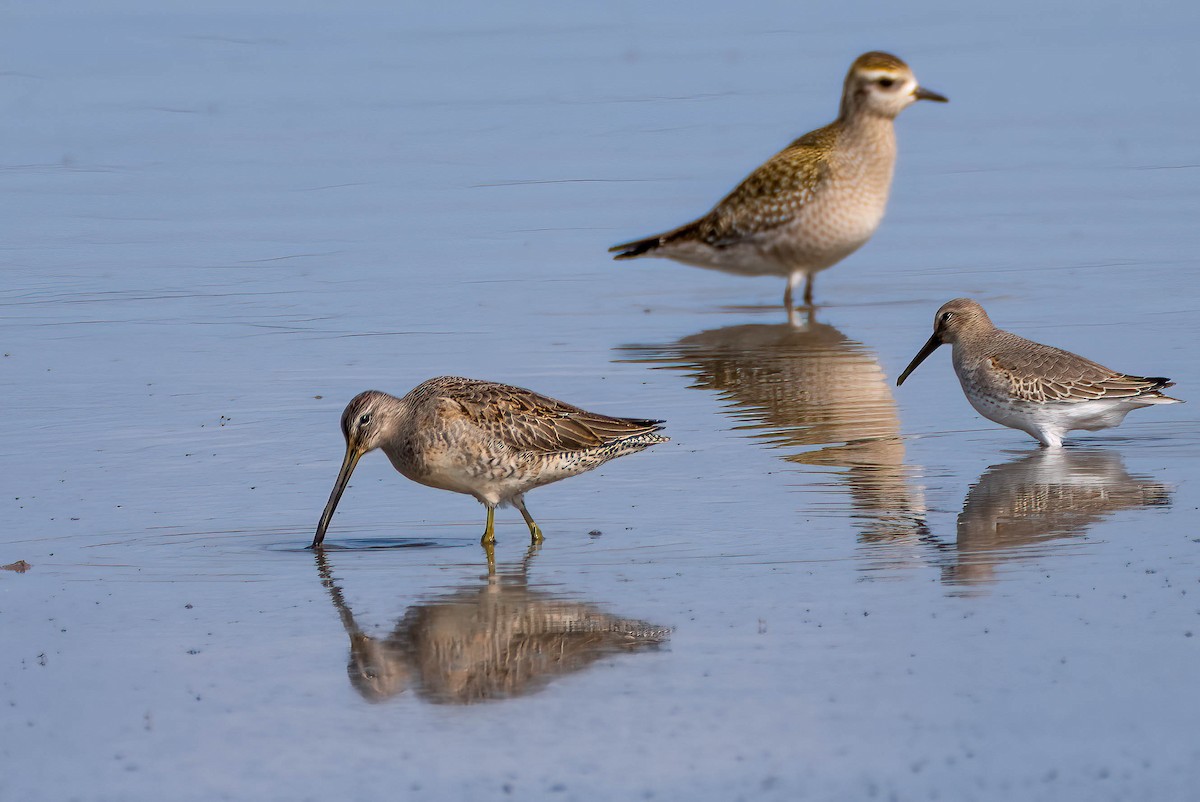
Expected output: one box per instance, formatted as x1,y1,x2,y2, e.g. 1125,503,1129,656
847,68,923,118
858,69,909,84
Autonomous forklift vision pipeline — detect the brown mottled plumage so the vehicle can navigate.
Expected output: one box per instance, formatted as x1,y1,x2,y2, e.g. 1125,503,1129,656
687,125,837,246
897,299,1182,447
313,377,667,548
610,51,947,307
851,52,910,72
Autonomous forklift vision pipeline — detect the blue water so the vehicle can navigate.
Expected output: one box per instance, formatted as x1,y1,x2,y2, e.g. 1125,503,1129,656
3,2,1199,800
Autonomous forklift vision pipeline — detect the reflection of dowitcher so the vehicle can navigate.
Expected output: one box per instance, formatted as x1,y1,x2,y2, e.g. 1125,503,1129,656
941,449,1171,586
610,51,947,307
315,549,669,705
620,310,925,540
897,299,1182,447
313,377,667,548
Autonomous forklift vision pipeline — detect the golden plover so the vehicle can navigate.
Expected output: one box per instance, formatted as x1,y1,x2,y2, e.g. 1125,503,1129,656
610,51,947,307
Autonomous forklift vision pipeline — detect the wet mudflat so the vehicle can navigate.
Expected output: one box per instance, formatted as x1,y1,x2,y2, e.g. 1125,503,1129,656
2,2,1199,800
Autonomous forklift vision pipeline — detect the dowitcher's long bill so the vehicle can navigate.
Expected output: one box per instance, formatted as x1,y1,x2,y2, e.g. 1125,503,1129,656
610,51,947,308
312,376,667,548
896,299,1182,448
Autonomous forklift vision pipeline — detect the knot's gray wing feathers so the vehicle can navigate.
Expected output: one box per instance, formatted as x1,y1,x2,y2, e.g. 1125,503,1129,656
986,338,1175,404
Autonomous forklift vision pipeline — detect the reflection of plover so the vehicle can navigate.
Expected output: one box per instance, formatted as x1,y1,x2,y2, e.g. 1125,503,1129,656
897,299,1182,448
610,51,947,308
618,310,928,543
312,377,667,548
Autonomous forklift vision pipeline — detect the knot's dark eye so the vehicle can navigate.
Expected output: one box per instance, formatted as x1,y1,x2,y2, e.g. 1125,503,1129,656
941,312,955,323
359,413,372,426
878,77,895,88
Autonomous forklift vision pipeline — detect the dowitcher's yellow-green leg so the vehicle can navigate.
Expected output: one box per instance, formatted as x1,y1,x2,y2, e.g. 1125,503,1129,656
483,539,497,575
523,541,542,571
481,506,496,546
513,496,543,543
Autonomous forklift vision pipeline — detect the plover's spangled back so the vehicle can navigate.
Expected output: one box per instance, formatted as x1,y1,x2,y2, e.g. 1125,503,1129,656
610,51,947,308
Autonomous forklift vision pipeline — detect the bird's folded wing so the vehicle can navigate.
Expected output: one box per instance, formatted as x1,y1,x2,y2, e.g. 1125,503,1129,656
687,125,837,247
988,345,1168,404
441,384,662,454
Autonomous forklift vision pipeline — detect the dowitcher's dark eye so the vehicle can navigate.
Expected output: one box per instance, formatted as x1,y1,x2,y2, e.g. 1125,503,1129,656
359,413,372,426
878,77,895,88
940,312,955,324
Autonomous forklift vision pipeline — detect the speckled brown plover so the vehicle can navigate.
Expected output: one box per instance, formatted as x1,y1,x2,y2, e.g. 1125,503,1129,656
610,51,947,308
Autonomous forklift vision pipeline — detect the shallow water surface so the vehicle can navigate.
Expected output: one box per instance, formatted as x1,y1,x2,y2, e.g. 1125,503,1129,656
3,2,1199,800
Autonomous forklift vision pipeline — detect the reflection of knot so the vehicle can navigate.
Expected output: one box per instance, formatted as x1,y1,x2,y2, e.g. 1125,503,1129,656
945,449,1172,587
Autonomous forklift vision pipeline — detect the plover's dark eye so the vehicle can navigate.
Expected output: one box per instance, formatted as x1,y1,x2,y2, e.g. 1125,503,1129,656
878,77,895,88
359,413,372,426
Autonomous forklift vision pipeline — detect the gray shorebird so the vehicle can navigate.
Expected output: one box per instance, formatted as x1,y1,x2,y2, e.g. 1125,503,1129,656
610,51,947,308
312,376,667,548
896,299,1182,448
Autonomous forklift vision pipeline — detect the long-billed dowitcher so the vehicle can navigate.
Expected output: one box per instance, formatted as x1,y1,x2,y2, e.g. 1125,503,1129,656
896,299,1182,447
609,51,947,308
312,376,667,548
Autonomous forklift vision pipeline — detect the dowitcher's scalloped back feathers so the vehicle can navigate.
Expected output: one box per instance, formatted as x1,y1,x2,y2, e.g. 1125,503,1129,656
313,377,667,548
610,51,947,308
896,299,1182,448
